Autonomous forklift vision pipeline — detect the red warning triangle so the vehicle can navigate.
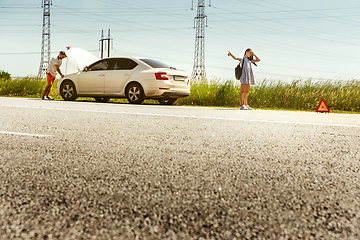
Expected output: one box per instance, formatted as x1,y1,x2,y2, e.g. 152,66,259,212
316,98,330,113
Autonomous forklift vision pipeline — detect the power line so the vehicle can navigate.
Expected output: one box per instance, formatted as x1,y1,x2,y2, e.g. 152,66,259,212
236,0,360,27
206,24,360,64
0,52,40,55
51,4,192,34
257,0,360,26
42,2,360,77
210,13,360,23
209,6,360,16
1,1,359,80
211,6,360,46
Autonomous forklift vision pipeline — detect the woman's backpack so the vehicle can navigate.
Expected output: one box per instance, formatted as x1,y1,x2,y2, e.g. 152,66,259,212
235,58,245,80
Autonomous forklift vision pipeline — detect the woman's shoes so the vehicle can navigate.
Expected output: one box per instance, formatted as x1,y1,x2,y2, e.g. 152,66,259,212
246,105,253,110
240,105,248,110
240,105,254,110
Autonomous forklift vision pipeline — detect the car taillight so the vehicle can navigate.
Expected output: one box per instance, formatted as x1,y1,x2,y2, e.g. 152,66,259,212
155,72,169,80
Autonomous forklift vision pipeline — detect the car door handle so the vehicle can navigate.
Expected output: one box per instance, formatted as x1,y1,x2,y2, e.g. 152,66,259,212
124,74,130,76
99,74,105,76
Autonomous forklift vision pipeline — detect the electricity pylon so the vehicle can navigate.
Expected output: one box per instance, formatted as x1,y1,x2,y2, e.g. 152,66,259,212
191,0,211,81
37,0,52,79
99,29,113,59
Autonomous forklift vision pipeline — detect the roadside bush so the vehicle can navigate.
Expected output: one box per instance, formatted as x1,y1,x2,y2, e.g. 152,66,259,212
0,76,359,112
250,79,360,112
0,70,11,81
178,78,360,112
0,76,48,97
177,78,239,107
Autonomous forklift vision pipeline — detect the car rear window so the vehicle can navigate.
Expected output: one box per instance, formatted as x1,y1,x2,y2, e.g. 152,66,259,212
140,59,170,69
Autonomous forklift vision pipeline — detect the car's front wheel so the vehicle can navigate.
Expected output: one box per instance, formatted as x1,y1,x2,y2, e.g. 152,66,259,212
126,83,144,104
60,81,77,101
158,98,177,105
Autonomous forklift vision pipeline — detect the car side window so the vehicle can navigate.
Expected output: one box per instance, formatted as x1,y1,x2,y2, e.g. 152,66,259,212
88,60,111,71
113,59,138,70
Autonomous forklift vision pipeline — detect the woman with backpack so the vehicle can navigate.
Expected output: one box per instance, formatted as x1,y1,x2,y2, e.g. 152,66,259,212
228,48,260,110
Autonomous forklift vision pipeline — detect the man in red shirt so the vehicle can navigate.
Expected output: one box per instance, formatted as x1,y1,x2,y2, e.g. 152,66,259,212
42,51,67,100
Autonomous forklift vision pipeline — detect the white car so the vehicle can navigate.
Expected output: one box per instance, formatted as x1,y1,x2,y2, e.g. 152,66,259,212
57,52,190,105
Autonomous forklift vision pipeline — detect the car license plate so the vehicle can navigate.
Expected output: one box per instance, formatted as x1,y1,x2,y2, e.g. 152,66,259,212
173,76,185,81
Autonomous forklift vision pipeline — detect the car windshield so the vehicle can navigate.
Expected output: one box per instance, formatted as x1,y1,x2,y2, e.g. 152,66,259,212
140,59,170,69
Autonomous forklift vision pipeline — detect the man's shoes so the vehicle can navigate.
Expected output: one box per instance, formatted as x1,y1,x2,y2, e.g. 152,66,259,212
42,96,54,100
240,105,248,110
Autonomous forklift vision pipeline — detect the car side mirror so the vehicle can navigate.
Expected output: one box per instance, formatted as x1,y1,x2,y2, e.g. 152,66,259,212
83,67,88,72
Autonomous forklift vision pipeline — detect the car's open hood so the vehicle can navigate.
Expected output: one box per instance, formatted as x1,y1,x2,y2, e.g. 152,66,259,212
65,47,99,71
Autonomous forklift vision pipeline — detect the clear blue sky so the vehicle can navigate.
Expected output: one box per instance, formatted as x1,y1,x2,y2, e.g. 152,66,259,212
1,0,360,82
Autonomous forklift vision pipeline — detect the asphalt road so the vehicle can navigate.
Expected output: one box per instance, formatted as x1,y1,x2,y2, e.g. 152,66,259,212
1,97,359,239
1,97,359,133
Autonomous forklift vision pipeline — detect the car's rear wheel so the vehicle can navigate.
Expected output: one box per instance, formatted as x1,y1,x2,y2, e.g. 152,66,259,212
94,97,110,103
60,81,77,101
158,98,177,105
126,83,144,104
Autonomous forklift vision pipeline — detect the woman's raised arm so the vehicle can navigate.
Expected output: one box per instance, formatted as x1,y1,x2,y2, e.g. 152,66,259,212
228,51,241,61
252,53,261,63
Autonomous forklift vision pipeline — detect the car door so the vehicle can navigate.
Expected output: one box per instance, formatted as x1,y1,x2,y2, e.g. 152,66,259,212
104,58,138,93
78,59,112,93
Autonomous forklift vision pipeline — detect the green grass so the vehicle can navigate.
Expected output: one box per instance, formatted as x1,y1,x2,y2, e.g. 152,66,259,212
1,77,359,112
250,79,360,112
177,78,360,112
0,76,46,97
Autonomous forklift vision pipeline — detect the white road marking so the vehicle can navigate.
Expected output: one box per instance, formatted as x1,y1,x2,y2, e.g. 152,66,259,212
1,104,360,128
0,130,51,137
